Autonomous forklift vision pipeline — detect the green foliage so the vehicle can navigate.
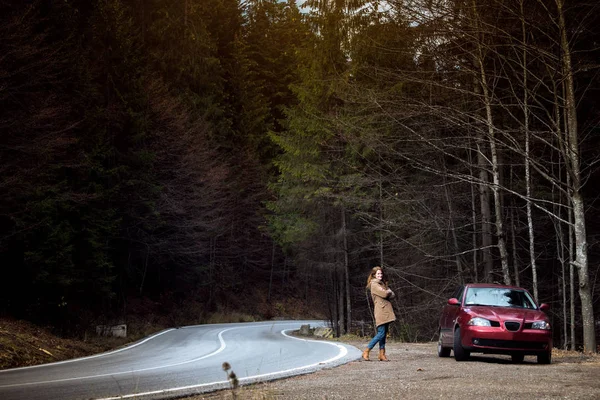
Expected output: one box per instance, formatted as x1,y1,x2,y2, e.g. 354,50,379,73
0,0,290,327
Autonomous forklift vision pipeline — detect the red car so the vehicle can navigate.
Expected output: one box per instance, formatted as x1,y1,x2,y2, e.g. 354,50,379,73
438,283,552,364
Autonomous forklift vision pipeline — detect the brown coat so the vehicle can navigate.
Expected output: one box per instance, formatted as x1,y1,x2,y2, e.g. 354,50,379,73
370,279,396,327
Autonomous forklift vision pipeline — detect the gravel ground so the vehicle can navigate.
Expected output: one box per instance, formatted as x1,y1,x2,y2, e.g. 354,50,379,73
192,341,600,400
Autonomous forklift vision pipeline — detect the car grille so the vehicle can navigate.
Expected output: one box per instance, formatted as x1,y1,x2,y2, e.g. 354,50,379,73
473,338,547,350
505,321,520,331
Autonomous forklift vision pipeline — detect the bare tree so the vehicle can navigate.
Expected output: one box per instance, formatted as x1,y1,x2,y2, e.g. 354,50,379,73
555,0,596,353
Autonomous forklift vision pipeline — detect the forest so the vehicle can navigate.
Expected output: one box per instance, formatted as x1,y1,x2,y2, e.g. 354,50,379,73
0,0,598,353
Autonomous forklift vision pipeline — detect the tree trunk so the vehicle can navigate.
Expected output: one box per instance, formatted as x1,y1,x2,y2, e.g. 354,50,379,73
469,149,479,282
569,204,576,350
338,269,345,336
329,270,340,337
557,0,596,353
520,0,537,299
268,242,275,302
341,207,351,335
571,195,595,352
560,244,568,350
551,57,576,351
472,0,509,284
478,137,493,282
443,164,465,284
281,257,287,289
510,201,520,287
378,176,384,266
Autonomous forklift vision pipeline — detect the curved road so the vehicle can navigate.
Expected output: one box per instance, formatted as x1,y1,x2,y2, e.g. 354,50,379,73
0,320,361,400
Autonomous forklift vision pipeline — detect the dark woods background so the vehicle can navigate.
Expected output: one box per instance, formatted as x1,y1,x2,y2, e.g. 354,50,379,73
1,0,599,350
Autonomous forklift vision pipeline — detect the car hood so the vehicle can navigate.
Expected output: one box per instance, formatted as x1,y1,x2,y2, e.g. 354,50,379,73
464,306,547,322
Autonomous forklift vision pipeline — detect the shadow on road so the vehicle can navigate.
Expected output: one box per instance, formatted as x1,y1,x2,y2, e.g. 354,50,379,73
458,355,539,365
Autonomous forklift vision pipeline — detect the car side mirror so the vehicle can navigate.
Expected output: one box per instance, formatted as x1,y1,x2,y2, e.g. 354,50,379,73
539,303,550,311
448,298,460,306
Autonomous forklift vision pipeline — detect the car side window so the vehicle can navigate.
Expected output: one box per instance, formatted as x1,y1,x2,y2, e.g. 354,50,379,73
453,286,465,303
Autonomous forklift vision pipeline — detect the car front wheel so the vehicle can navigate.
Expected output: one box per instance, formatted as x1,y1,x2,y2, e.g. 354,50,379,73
537,350,552,364
453,327,470,361
438,331,451,357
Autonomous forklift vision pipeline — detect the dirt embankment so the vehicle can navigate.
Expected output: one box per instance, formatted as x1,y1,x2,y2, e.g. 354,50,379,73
196,341,600,400
0,318,130,370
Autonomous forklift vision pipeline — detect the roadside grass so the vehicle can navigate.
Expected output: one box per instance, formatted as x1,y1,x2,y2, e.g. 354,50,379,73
186,383,280,400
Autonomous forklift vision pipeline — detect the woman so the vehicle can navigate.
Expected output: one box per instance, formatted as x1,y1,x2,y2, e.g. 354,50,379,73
363,266,396,361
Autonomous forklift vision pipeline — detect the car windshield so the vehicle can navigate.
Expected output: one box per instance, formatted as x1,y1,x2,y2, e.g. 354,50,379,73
464,288,536,309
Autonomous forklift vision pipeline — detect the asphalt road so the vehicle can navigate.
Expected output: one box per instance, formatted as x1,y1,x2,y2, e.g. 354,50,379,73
0,320,361,400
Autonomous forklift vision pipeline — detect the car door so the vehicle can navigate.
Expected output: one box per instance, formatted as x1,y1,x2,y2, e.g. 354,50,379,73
440,285,464,345
446,286,465,329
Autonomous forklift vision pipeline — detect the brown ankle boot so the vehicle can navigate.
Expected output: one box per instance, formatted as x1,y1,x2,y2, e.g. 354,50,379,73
362,348,370,361
378,348,389,361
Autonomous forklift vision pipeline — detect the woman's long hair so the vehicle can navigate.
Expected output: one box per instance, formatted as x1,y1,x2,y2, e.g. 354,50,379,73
366,266,388,288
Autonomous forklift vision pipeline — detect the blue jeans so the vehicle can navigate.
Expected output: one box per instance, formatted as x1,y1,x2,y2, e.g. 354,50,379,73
367,323,388,350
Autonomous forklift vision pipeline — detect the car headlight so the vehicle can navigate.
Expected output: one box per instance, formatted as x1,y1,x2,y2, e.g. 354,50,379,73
531,321,551,330
467,317,491,326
